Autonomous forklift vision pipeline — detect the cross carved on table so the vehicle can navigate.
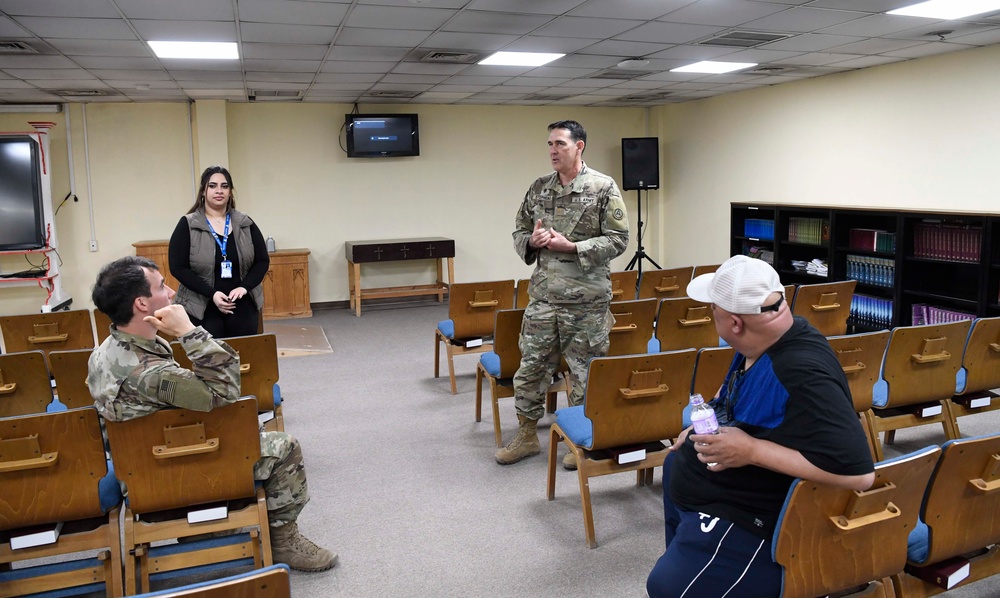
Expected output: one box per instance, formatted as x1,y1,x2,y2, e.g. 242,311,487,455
373,247,383,260
400,245,409,258
426,244,435,257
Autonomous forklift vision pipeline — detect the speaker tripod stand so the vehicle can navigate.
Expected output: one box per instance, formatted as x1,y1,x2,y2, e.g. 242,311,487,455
625,188,660,278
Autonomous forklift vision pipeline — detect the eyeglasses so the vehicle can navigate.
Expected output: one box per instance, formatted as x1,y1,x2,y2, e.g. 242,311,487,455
759,295,784,313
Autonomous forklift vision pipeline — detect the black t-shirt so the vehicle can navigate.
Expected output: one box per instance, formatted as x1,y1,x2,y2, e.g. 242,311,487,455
670,316,874,538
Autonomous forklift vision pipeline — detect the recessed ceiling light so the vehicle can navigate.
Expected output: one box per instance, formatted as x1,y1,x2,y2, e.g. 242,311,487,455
670,61,757,74
478,51,564,67
148,41,238,60
887,0,1000,19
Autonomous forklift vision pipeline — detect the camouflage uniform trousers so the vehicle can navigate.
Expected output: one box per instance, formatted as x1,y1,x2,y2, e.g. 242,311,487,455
254,430,310,527
513,300,613,421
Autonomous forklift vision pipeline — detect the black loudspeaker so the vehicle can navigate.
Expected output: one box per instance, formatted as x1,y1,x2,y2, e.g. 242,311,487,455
621,137,659,191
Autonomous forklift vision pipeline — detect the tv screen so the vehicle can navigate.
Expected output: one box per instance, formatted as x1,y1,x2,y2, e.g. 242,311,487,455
0,135,45,250
346,114,419,158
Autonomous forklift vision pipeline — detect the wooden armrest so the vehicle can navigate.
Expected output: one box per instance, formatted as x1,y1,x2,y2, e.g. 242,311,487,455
831,501,900,530
912,336,950,363
830,481,900,530
654,285,680,292
153,422,220,459
611,324,637,332
970,454,1000,493
28,333,69,343
841,362,866,374
468,300,499,308
619,384,668,399
990,342,1000,352
0,435,58,473
811,303,840,312
611,288,624,296
911,350,950,363
0,382,16,395
240,363,251,374
678,317,711,326
154,438,220,459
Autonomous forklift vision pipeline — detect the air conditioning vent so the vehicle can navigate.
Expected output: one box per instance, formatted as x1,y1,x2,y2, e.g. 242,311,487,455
0,41,37,54
366,90,419,98
51,89,118,97
419,50,482,64
620,92,672,102
591,68,655,80
748,66,792,74
248,90,302,100
523,93,573,101
698,31,791,48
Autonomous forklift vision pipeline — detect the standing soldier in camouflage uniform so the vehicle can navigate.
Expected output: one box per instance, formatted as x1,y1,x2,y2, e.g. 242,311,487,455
496,120,630,468
87,256,336,572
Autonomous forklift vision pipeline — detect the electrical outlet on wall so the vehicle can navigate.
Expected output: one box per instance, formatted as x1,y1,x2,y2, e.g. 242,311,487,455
89,240,98,252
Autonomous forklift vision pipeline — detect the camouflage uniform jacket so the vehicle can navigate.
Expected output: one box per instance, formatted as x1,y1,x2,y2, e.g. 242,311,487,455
513,163,629,304
87,325,240,422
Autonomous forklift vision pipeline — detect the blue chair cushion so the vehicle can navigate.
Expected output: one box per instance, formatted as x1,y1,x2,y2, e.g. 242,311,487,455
907,518,930,564
556,405,593,449
955,368,967,395
46,398,68,413
480,352,500,377
872,379,888,407
99,461,123,513
647,337,660,353
273,383,282,408
437,319,455,339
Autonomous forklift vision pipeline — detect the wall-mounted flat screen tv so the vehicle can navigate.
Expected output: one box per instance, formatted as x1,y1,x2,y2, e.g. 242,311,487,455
345,114,419,158
0,135,45,250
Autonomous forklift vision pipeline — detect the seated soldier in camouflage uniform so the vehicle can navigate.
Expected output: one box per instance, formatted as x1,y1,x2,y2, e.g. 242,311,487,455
87,256,336,572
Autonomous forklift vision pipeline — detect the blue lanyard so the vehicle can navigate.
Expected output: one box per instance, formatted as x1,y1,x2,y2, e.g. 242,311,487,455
206,213,230,259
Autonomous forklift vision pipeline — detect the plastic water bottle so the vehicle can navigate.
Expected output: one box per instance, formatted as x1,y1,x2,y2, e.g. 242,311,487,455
689,393,719,435
265,236,276,253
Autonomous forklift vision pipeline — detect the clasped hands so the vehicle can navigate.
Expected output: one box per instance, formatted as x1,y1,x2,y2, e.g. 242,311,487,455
213,287,247,314
671,426,755,472
529,219,576,253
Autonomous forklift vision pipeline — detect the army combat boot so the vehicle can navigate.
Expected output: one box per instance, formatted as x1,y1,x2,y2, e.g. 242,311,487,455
495,415,540,464
270,521,338,572
563,451,577,471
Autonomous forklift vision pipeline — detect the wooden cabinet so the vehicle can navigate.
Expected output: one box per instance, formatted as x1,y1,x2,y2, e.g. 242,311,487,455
731,204,998,330
134,241,311,320
262,249,311,319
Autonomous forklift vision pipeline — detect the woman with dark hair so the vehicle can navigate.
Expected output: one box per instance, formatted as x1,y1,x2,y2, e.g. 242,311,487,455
168,165,269,338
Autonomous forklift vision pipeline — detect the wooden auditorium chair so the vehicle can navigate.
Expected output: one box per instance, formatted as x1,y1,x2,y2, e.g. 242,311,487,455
826,330,891,461
772,445,940,598
172,334,285,432
93,308,114,345
0,407,125,598
893,433,1000,596
650,297,719,353
610,270,638,302
0,350,54,416
547,349,697,548
607,298,658,357
636,266,693,301
434,280,515,395
105,398,272,595
949,317,1000,433
783,284,797,307
871,320,970,454
515,278,530,309
131,564,291,598
49,348,97,410
790,280,857,337
474,308,568,448
691,346,735,402
693,263,721,277
0,308,95,367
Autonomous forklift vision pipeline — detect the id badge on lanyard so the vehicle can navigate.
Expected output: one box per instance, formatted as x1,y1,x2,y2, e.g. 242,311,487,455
209,213,233,279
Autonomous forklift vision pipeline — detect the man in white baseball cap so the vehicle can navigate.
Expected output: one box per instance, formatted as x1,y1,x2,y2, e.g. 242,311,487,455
647,254,875,598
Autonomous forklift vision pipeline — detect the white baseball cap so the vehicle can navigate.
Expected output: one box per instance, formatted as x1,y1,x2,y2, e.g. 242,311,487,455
687,255,785,314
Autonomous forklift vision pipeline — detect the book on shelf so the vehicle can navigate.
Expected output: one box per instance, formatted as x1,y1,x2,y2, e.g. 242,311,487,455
905,556,970,590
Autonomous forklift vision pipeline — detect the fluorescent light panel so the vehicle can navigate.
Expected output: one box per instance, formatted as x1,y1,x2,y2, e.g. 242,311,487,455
149,41,238,60
479,52,564,67
888,0,1000,19
671,61,757,74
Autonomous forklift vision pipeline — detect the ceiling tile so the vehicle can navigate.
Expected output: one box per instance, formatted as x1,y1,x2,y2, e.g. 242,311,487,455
420,31,518,51
577,39,672,56
327,46,410,61
241,43,331,61
88,69,170,80
830,37,925,54
442,11,552,34
0,54,78,68
391,62,468,75
533,16,647,39
28,77,105,86
466,0,588,15
761,33,863,52
239,0,349,27
614,21,724,44
12,17,137,39
0,0,119,18
243,59,322,72
359,0,466,7
742,7,868,33
240,22,338,45
827,54,904,68
880,42,975,59
346,5,457,29
321,61,398,73
0,15,30,37
571,0,695,20
5,68,95,79
501,35,599,53
46,39,150,56
806,0,911,13
335,27,432,47
116,0,234,20
132,20,237,43
818,14,931,37
71,56,162,70
659,0,789,27
381,73,450,84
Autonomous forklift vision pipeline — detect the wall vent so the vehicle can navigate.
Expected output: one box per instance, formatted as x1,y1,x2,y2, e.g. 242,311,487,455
698,31,791,48
0,41,37,54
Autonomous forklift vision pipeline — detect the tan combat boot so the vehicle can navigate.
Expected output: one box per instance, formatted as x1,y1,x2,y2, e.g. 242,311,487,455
563,451,577,471
495,415,540,464
270,521,338,572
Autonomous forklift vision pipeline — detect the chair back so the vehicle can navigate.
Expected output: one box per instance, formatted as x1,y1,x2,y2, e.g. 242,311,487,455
654,297,719,352
881,321,971,409
448,280,515,339
773,445,940,598
132,564,291,598
783,284,797,307
515,278,531,309
0,407,110,528
584,350,697,450
791,280,857,336
693,263,721,277
637,267,693,300
221,334,280,411
608,299,657,357
920,434,1000,566
105,398,261,514
0,309,95,361
492,309,525,380
827,330,890,412
691,346,735,401
0,350,53,416
610,270,638,302
92,308,113,345
49,348,96,409
957,317,1000,396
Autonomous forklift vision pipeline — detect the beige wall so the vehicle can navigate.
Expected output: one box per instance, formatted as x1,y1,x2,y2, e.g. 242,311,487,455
651,43,1000,269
